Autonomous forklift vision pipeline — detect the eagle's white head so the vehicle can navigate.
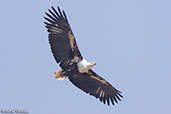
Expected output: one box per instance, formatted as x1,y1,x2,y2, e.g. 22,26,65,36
77,59,96,73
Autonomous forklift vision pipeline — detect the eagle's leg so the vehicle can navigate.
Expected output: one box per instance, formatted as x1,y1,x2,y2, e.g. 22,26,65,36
54,70,67,80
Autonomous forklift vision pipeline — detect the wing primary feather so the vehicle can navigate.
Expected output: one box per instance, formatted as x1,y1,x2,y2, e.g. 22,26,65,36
107,98,110,106
103,99,106,104
44,17,54,24
111,97,115,105
117,91,124,98
115,94,121,101
102,93,107,104
45,12,56,22
63,10,68,23
51,6,61,18
57,6,63,18
44,22,51,26
48,9,58,20
113,96,118,103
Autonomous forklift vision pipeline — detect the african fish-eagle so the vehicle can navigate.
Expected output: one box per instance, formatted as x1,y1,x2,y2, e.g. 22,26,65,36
44,6,123,106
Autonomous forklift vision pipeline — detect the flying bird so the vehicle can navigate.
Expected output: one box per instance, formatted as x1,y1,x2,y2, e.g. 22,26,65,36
44,6,123,106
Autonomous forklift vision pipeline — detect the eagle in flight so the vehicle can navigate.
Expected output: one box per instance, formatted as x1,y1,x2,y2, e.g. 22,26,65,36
44,6,123,106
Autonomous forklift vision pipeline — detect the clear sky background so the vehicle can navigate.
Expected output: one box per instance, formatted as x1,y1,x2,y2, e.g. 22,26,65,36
0,0,171,114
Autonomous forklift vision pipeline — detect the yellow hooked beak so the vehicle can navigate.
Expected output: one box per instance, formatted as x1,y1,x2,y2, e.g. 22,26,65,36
91,62,96,66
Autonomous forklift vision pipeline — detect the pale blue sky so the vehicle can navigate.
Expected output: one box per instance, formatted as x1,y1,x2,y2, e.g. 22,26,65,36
0,0,171,114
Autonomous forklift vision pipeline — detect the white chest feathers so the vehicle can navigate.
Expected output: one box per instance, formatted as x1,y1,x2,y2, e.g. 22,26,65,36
77,59,95,73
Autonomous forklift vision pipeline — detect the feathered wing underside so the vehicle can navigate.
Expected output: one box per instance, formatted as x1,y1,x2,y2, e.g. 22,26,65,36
44,7,82,69
69,70,123,105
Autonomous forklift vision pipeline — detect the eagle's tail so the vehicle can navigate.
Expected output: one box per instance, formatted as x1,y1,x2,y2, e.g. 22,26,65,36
54,70,67,80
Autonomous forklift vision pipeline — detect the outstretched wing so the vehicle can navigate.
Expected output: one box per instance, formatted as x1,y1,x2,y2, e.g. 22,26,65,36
44,6,82,69
69,70,123,106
